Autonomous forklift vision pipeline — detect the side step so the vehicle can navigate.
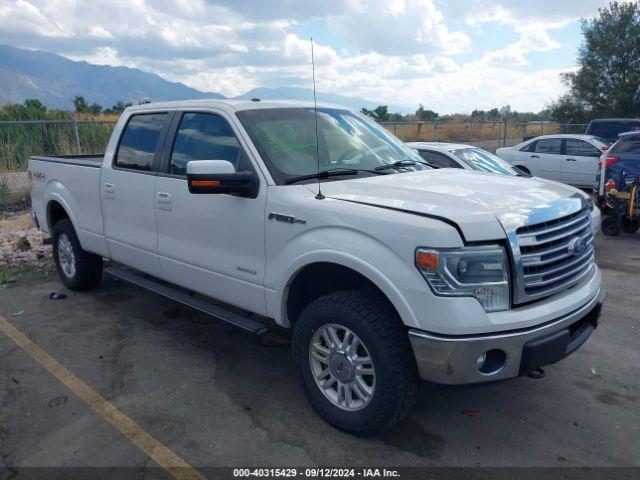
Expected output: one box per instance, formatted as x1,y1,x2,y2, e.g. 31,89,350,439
104,266,268,335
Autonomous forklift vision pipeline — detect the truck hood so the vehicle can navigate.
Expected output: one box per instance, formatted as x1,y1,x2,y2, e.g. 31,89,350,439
319,169,584,241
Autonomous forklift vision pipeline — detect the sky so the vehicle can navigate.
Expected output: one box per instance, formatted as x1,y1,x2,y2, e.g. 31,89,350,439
0,0,620,113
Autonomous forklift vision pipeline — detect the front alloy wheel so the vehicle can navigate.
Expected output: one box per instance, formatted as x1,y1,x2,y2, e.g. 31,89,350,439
309,324,376,411
293,289,419,436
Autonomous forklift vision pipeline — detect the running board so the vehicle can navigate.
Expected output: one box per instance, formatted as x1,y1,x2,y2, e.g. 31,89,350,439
104,266,268,335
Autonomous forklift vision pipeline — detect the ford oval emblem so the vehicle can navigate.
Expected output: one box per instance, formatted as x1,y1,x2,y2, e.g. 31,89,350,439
567,236,588,256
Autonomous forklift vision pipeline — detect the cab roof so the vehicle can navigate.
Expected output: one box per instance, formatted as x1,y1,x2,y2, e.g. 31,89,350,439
125,98,349,114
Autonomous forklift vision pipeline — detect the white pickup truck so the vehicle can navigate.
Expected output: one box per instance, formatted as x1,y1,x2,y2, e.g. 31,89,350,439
29,100,604,436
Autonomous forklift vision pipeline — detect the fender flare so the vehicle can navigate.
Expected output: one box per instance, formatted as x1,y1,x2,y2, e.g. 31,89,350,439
44,183,80,234
276,249,422,329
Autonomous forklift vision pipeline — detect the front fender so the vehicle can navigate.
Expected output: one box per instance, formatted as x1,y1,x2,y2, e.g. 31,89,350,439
266,226,429,329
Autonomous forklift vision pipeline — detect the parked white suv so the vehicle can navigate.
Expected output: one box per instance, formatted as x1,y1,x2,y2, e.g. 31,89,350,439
496,134,610,188
29,100,604,435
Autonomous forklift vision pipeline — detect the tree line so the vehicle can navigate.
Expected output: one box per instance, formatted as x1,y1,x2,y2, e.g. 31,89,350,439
361,104,552,123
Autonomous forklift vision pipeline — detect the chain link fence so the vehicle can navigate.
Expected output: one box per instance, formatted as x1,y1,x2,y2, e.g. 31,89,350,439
381,121,590,152
0,120,117,172
1,119,591,173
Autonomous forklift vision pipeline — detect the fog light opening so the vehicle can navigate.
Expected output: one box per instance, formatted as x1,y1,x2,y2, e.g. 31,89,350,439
476,349,506,375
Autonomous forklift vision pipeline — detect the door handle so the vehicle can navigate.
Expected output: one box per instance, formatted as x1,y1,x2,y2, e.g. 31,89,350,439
530,155,539,158
157,192,172,211
157,192,171,203
565,158,577,162
104,182,115,199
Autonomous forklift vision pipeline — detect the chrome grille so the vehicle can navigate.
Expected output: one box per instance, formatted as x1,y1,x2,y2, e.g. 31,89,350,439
513,206,595,303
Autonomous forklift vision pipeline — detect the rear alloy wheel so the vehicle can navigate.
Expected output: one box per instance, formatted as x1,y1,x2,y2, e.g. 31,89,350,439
52,219,103,291
57,233,77,279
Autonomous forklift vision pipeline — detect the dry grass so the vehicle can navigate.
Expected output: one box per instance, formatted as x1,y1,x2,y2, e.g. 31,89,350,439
0,213,33,230
383,122,567,144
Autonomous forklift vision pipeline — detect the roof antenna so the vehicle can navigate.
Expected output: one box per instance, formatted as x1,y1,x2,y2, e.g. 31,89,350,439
311,37,324,200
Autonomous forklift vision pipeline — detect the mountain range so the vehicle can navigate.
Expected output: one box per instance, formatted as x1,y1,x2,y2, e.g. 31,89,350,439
0,44,402,112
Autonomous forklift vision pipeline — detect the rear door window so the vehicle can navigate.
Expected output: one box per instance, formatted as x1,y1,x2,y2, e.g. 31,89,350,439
533,138,562,154
115,113,167,171
169,113,250,176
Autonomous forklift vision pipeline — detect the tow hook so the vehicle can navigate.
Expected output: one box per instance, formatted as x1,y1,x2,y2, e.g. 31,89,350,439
527,367,546,379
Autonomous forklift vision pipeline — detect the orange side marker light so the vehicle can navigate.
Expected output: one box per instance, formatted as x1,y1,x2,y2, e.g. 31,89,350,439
416,251,438,269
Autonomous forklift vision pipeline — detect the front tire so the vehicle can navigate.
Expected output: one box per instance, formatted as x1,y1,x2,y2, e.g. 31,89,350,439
52,219,103,291
292,290,419,436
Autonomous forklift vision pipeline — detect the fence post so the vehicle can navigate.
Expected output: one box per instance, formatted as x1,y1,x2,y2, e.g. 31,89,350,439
539,121,544,136
73,119,81,154
502,121,507,148
435,120,439,142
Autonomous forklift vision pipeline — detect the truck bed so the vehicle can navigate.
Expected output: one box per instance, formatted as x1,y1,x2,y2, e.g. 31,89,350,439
29,154,106,255
29,154,104,168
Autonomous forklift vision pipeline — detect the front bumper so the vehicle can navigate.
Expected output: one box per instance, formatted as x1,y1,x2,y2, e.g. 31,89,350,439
408,287,605,384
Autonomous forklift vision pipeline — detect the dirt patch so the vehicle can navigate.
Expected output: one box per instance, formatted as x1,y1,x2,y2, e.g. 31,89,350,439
0,205,52,282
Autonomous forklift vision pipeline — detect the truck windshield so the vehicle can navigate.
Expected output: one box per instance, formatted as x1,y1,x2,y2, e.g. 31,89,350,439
237,107,427,184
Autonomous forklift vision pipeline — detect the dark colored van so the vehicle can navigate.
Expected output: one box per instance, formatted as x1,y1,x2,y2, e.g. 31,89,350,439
597,131,640,192
586,118,640,143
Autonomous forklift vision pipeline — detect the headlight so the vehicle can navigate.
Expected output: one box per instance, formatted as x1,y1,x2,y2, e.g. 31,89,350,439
415,245,510,312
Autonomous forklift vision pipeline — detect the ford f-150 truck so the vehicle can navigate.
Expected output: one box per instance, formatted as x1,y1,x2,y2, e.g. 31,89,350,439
29,100,604,436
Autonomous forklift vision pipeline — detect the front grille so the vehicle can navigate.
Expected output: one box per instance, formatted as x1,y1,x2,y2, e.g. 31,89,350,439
514,207,595,302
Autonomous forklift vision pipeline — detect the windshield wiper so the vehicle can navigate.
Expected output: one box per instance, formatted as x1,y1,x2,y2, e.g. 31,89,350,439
284,169,359,185
284,167,391,185
374,160,438,171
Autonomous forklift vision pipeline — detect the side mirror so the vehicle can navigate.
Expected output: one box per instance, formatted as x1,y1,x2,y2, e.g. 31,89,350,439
186,160,257,198
513,166,532,177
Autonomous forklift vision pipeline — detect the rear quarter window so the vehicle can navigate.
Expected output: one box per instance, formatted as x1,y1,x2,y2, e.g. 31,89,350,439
115,113,167,171
610,135,640,154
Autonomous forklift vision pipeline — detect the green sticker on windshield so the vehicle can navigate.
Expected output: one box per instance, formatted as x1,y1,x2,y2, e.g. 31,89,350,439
255,122,316,155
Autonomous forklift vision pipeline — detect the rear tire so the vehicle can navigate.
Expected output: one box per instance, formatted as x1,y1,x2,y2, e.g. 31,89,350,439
292,289,419,436
601,216,622,237
52,219,103,291
621,217,640,234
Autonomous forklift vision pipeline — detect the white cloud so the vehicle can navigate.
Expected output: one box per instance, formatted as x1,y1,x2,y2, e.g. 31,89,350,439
88,25,113,39
329,0,471,55
0,0,608,112
480,27,561,67
0,0,73,38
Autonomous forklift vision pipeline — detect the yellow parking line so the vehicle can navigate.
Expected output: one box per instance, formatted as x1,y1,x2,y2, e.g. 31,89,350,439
0,315,205,480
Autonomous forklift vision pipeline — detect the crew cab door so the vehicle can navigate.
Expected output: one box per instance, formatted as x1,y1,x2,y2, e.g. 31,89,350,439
522,138,564,181
562,138,601,187
154,110,267,314
101,112,172,276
